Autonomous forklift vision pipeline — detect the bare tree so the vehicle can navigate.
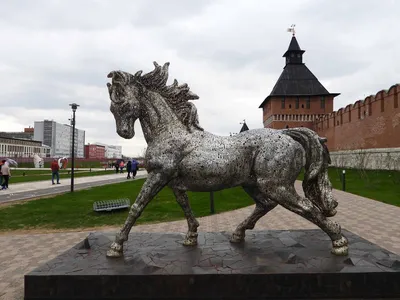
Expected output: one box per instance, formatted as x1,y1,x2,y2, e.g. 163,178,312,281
353,148,370,181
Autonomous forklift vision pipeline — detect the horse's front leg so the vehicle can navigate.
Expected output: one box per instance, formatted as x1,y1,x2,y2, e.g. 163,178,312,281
172,189,199,246
107,172,168,258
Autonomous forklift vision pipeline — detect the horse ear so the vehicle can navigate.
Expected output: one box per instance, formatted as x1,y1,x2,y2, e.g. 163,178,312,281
162,62,170,73
153,61,160,68
319,137,328,144
173,79,178,87
187,91,199,100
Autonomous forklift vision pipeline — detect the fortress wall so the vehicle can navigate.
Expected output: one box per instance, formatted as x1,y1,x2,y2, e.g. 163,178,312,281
315,84,400,151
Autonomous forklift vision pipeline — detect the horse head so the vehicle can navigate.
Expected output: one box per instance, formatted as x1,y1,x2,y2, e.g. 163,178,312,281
107,61,203,141
107,70,143,139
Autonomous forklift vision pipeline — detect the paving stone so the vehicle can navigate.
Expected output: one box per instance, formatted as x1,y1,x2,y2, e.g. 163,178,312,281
24,230,400,299
0,180,399,299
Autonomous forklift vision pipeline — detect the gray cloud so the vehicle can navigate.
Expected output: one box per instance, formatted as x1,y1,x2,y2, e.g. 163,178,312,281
0,0,399,156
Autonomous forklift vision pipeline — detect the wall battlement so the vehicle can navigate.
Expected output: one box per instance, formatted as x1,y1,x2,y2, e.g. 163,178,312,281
314,84,400,151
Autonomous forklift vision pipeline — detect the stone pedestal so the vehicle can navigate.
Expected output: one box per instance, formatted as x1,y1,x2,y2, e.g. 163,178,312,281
25,229,400,299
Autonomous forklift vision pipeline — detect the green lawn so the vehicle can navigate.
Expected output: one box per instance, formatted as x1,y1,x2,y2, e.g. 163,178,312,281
7,169,116,183
0,179,254,231
0,167,398,231
298,167,400,207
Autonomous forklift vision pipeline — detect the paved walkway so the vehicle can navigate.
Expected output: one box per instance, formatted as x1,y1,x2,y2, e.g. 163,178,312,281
0,171,147,204
0,181,399,299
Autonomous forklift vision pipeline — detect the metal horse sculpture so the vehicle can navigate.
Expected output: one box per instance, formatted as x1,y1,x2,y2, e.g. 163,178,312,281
106,62,348,258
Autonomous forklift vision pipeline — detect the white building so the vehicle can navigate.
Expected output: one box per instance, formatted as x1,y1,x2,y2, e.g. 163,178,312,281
0,136,51,158
95,143,122,159
34,120,85,158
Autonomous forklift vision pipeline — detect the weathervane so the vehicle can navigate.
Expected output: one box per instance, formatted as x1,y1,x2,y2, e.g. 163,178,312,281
287,24,296,36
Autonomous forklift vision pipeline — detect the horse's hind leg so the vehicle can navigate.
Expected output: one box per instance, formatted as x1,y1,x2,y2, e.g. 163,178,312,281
230,186,277,243
258,180,348,256
173,189,200,246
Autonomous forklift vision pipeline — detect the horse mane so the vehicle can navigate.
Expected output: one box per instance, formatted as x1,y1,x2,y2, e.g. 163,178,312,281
132,61,203,132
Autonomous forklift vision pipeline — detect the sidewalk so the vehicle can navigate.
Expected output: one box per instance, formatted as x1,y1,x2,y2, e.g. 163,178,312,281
0,171,148,204
11,167,111,171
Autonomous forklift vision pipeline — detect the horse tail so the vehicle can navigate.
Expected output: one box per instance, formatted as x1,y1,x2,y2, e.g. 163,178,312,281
282,127,337,217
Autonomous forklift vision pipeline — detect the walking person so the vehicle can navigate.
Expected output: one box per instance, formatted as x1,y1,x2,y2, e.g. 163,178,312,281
126,160,132,179
51,158,60,185
131,159,139,179
119,161,124,173
115,162,119,174
1,160,11,190
0,160,3,186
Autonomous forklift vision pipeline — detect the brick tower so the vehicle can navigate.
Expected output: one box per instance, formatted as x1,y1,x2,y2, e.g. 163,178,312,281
259,33,340,129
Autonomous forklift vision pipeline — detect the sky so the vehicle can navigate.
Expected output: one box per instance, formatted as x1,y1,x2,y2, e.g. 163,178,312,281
1,0,399,156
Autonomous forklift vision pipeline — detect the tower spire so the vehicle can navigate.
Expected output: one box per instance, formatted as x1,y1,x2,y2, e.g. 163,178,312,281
282,29,305,65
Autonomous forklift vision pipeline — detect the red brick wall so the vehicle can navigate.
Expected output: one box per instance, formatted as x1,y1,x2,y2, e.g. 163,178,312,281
315,84,400,150
84,145,89,159
263,95,335,129
85,144,106,159
269,121,314,130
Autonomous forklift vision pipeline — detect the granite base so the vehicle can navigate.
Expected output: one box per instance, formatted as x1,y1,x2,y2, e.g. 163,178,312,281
25,229,400,299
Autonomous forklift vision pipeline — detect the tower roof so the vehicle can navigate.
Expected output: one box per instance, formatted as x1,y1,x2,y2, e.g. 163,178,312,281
239,122,249,132
282,36,305,57
259,35,339,108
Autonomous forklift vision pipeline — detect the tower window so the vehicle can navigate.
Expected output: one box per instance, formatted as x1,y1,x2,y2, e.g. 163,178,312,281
289,104,292,109
320,96,325,109
306,97,310,109
281,97,285,109
295,97,299,109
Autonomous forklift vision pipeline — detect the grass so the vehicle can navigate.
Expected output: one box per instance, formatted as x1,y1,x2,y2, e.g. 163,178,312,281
0,167,398,231
0,179,254,231
298,167,400,207
6,169,117,183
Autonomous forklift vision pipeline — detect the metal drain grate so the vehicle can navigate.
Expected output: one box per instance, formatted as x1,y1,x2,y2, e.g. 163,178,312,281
93,198,131,212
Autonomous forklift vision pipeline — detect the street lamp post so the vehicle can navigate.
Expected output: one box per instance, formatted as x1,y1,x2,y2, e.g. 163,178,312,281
69,103,79,192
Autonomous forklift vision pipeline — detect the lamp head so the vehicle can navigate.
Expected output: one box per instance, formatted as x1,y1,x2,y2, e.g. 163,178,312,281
69,103,79,112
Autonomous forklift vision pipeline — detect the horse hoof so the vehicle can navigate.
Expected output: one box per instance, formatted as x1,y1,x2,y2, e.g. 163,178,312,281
324,209,337,217
331,245,349,256
183,238,198,246
106,242,123,258
229,232,244,243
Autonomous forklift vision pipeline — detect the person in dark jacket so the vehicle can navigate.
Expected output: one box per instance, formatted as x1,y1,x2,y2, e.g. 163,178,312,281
131,159,139,178
126,160,132,179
